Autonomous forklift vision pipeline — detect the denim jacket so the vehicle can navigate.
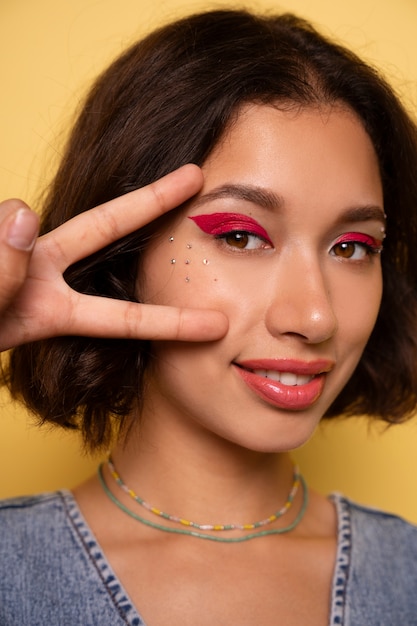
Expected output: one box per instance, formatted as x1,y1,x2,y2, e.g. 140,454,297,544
1,490,417,625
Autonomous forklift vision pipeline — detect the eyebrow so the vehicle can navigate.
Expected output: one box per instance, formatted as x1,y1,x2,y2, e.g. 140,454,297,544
193,184,283,211
335,205,386,227
193,183,386,225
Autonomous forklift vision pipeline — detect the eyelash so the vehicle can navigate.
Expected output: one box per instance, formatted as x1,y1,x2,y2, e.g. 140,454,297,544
189,214,383,259
189,213,273,252
217,232,384,257
330,233,383,261
215,230,273,251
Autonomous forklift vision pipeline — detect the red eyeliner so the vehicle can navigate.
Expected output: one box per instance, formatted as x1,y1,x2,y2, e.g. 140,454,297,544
335,232,383,250
189,212,273,244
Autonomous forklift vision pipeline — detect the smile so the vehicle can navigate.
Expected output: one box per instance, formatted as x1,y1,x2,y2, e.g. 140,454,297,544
252,370,313,386
233,359,334,411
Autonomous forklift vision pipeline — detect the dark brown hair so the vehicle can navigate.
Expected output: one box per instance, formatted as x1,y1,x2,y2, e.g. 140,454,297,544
6,9,417,450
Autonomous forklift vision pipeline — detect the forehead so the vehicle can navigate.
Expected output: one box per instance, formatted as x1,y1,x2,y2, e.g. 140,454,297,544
201,103,383,214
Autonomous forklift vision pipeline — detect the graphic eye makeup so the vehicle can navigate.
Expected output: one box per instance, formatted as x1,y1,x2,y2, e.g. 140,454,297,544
331,232,383,261
189,213,273,251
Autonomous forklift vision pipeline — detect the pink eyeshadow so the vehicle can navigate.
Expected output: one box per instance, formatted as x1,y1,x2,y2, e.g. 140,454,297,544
189,212,272,244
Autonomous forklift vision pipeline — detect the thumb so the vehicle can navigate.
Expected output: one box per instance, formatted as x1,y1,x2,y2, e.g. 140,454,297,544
0,200,39,310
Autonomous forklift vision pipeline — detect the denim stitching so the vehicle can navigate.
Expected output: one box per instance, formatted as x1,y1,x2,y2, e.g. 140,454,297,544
328,494,352,625
61,490,145,626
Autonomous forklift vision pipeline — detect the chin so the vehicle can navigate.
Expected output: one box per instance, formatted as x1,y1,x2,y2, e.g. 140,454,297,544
216,416,321,455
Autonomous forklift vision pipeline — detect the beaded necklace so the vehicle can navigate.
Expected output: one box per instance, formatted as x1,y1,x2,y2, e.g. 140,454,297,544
98,461,308,543
107,457,301,531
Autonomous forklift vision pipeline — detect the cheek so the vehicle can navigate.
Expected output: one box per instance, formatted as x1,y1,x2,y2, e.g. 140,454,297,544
140,254,221,308
139,237,253,312
334,270,383,351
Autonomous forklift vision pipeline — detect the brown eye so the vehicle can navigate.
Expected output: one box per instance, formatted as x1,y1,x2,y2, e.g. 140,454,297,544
224,232,249,248
333,242,357,258
216,230,273,251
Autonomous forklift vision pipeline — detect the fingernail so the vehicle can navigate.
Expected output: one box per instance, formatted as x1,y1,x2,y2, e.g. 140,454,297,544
7,208,39,251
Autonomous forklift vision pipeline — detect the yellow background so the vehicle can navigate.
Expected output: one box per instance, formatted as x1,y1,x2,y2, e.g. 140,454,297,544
2,0,417,521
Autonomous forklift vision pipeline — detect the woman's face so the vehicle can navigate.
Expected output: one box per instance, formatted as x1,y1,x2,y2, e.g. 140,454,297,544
139,104,384,452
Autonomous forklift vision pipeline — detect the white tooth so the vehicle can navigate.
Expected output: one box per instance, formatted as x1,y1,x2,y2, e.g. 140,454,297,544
253,369,273,379
252,370,313,385
296,374,312,385
279,372,298,386
264,370,281,382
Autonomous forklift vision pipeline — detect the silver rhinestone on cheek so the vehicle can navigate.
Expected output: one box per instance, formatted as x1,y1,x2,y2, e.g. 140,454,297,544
202,258,209,265
170,259,176,264
169,236,174,243
185,259,191,265
185,276,190,283
186,243,192,249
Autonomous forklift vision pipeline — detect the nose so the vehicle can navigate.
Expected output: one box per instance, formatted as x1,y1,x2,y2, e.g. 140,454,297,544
264,250,338,344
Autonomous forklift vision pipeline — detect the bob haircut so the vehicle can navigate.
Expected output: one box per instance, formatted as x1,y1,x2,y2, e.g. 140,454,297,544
6,9,417,451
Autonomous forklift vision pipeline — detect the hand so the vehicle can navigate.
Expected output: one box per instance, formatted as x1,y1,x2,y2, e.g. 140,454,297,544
0,165,228,351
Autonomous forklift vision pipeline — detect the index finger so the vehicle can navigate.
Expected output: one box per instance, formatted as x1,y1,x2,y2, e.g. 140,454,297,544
43,164,204,270
64,295,229,342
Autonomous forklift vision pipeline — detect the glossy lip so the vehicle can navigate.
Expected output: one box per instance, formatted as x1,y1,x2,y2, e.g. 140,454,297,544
188,213,273,245
233,358,334,411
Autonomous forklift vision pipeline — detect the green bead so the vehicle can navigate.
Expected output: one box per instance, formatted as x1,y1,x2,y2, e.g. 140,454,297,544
97,464,308,544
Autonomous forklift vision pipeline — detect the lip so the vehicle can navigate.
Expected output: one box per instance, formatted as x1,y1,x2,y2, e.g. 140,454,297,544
233,358,334,411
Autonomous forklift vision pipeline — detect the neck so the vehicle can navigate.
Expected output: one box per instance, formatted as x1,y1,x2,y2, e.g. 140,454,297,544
110,409,295,524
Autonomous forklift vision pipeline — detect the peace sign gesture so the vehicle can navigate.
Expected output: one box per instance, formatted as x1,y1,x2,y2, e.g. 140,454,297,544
0,165,227,352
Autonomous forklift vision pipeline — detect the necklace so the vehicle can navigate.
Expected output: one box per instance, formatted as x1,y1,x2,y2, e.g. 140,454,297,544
107,457,301,531
98,463,308,543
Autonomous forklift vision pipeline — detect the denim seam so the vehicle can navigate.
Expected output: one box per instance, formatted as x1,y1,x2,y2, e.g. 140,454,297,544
60,490,144,626
328,494,352,625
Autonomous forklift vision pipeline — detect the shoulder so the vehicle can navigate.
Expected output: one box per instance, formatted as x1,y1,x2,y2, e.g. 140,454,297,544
332,495,417,623
0,489,70,515
0,491,142,625
0,490,82,575
341,495,417,547
334,494,417,563
0,490,73,540
0,491,76,618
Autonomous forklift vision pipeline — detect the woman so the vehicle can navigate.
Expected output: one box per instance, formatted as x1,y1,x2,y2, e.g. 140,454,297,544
1,9,417,625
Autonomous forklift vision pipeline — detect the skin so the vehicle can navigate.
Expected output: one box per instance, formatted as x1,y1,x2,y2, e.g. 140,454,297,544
74,103,384,625
0,201,39,311
0,168,227,350
138,103,384,453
